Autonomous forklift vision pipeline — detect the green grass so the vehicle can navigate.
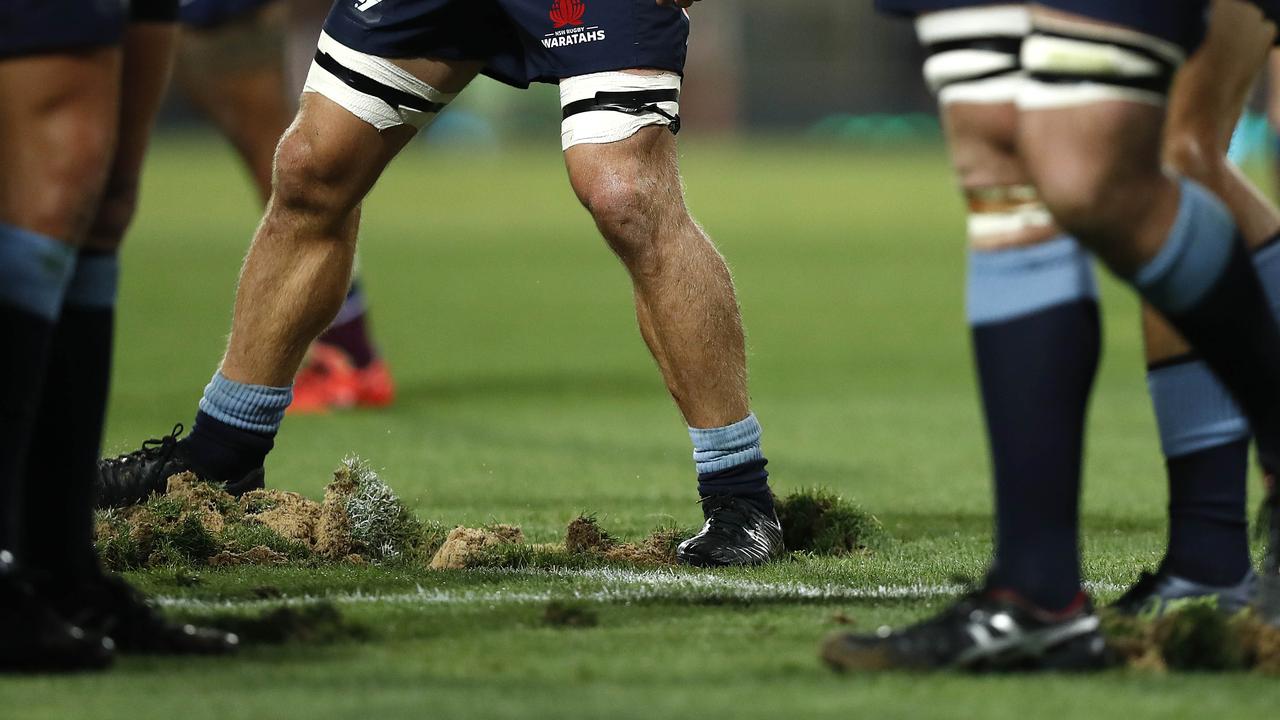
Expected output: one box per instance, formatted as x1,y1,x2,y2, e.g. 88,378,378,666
6,134,1280,718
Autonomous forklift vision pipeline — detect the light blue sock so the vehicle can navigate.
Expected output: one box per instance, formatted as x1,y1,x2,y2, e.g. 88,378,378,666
689,413,763,475
1131,179,1236,315
197,372,293,435
966,235,1097,325
1147,359,1249,458
0,223,76,319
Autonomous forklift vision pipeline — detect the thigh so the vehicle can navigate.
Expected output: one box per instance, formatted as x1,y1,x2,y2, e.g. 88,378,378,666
0,48,122,239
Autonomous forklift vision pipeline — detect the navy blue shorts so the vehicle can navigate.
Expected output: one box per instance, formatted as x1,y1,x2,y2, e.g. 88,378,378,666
322,0,689,89
0,0,128,57
179,0,277,29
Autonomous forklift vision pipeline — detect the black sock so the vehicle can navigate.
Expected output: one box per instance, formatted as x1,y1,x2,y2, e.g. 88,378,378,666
697,459,774,515
182,410,274,481
977,301,1100,611
21,254,115,580
0,225,75,557
1163,439,1252,585
0,305,58,554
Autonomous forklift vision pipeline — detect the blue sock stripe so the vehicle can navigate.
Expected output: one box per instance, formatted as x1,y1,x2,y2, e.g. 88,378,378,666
689,413,763,474
1147,359,1249,458
65,253,120,308
0,223,76,320
966,235,1098,325
197,372,293,435
1132,179,1235,315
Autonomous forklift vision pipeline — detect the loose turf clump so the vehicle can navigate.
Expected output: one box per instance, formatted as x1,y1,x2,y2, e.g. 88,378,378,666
775,488,885,555
315,457,427,562
94,458,429,570
1104,604,1280,673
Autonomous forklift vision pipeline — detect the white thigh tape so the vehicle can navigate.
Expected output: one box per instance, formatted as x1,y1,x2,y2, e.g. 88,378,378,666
559,71,681,151
1018,16,1184,110
303,32,456,130
916,5,1029,104
915,4,1031,45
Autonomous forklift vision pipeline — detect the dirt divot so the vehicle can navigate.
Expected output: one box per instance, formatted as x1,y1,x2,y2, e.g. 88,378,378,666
1104,604,1280,674
429,525,526,569
95,457,424,569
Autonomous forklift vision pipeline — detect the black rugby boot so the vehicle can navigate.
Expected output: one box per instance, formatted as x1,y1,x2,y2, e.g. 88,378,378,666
821,588,1107,673
94,424,264,507
0,552,114,673
676,495,784,567
43,572,239,655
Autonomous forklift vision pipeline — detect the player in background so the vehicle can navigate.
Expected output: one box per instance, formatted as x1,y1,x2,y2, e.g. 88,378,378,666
0,0,236,671
823,0,1280,672
175,0,396,413
95,0,786,566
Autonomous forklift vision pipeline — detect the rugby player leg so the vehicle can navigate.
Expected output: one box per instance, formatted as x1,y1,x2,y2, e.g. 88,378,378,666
563,69,782,566
93,47,479,506
13,13,238,655
1018,3,1280,622
822,3,1107,674
0,40,120,670
177,6,396,413
1122,0,1279,610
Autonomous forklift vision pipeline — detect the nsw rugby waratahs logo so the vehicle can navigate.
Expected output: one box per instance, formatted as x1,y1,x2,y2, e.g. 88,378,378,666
550,0,585,28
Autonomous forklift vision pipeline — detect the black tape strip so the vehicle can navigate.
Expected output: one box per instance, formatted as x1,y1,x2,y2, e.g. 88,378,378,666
561,89,681,135
1027,70,1173,96
925,36,1024,59
313,50,447,114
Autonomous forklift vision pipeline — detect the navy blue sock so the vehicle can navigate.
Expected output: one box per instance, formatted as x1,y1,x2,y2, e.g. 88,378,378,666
0,224,75,554
22,252,118,579
968,237,1100,611
1166,437,1252,585
1130,181,1280,471
181,373,290,481
690,414,774,514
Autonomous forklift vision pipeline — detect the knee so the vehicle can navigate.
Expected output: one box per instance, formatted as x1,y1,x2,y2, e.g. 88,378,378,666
22,122,116,241
577,175,669,270
268,130,351,224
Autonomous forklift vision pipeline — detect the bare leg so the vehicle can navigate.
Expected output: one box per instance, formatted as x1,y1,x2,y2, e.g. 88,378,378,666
565,127,748,428
174,7,291,200
220,59,479,385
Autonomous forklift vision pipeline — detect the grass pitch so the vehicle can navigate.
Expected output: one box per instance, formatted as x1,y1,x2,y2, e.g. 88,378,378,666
6,134,1280,718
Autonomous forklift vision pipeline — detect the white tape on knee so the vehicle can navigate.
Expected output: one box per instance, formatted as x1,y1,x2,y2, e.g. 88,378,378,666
559,71,681,151
1019,17,1184,109
303,32,456,130
966,185,1055,250
916,5,1029,105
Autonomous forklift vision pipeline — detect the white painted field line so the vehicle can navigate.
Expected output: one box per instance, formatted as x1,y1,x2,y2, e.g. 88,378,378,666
154,567,1127,611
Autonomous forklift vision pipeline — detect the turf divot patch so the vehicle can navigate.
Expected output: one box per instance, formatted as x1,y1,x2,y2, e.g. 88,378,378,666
774,488,886,555
1103,604,1280,674
97,471,880,573
95,458,428,569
